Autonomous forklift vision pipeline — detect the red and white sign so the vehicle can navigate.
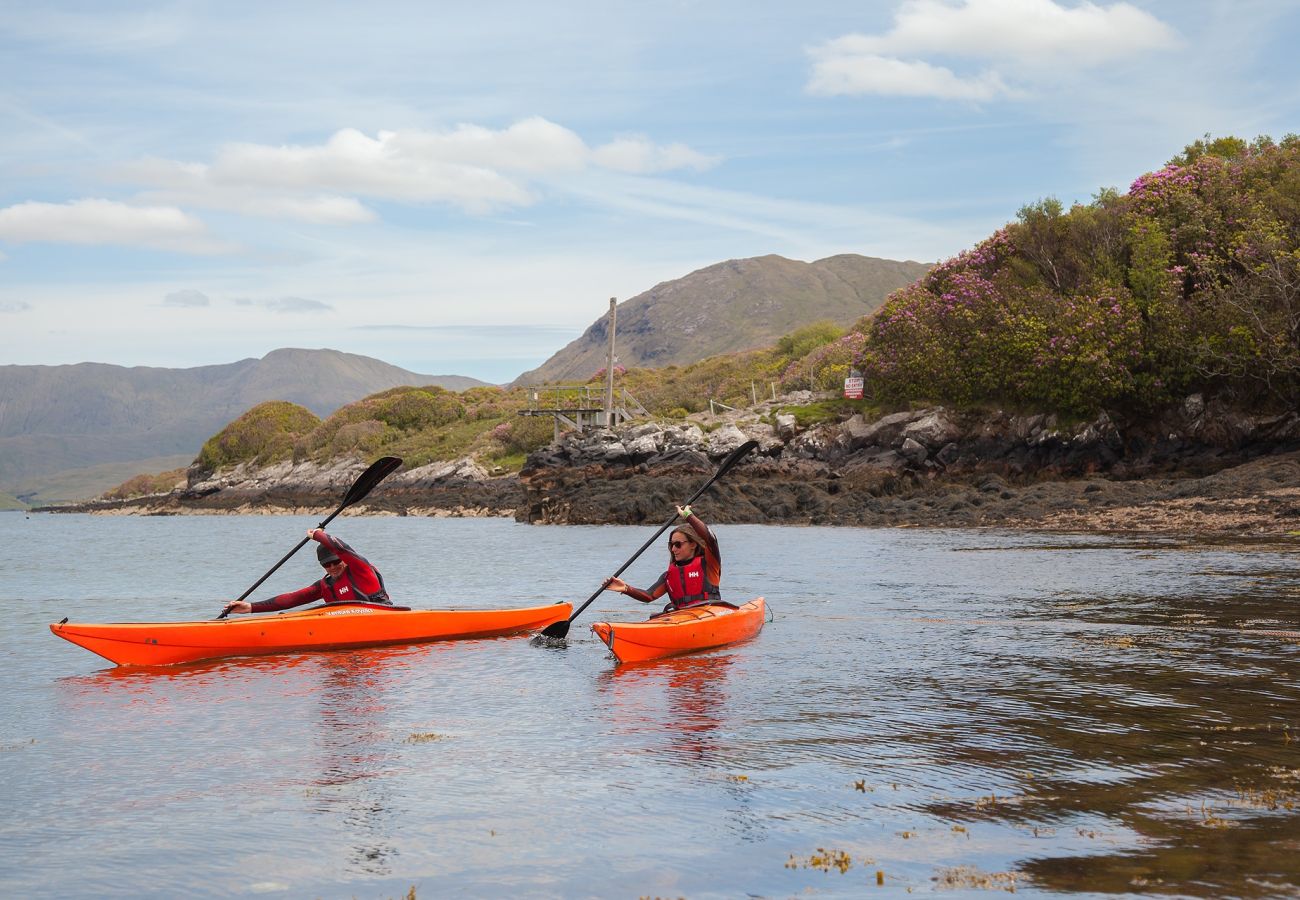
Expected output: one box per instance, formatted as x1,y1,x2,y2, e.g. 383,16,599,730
843,376,864,399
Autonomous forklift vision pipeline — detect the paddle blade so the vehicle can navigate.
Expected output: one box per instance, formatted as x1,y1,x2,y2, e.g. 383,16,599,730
340,456,403,509
540,619,571,639
715,440,758,479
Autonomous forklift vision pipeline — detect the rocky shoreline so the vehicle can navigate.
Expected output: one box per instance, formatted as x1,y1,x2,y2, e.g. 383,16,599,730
40,394,1300,537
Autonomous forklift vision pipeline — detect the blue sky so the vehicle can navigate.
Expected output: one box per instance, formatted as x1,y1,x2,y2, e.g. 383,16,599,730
2,0,1297,383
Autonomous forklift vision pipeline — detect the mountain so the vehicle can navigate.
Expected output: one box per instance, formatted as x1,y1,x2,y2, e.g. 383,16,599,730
513,253,930,384
1,348,488,505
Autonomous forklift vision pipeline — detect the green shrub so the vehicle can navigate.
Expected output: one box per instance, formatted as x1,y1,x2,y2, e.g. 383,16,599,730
776,321,845,360
198,401,320,471
103,468,187,500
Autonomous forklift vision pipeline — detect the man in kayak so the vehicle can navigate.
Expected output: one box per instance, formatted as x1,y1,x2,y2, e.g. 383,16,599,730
604,506,721,612
221,528,391,616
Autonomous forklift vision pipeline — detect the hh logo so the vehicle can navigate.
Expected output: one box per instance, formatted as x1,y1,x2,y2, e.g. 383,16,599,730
338,585,351,595
687,571,700,580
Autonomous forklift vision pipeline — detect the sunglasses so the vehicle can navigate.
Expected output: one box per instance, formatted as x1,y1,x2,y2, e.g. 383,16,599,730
321,559,344,568
669,540,693,549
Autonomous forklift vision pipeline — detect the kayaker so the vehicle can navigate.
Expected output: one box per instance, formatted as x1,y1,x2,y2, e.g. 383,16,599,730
221,529,391,615
604,506,721,611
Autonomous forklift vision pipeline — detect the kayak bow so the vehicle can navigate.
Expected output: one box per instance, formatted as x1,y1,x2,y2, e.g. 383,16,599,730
591,597,765,664
51,601,572,667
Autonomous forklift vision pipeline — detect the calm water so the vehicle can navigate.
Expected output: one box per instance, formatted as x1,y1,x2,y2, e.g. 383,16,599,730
2,513,1299,898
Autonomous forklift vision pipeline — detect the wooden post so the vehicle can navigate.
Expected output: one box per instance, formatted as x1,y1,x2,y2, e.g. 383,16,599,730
603,297,617,427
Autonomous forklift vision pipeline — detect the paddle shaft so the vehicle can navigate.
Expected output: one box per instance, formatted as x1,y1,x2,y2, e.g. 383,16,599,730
217,456,402,618
544,440,757,637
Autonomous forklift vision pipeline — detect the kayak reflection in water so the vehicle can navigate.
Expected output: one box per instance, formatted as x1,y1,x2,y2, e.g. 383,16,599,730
221,528,391,616
604,506,722,613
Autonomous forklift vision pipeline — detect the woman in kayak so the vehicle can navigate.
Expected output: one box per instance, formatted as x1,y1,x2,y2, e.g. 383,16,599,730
221,528,390,616
604,506,721,612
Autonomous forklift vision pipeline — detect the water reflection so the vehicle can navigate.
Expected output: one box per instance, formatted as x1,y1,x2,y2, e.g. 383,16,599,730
310,649,405,877
595,652,733,762
593,651,772,846
914,587,1300,898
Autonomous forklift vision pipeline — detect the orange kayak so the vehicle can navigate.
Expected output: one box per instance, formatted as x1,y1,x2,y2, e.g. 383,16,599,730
591,597,766,664
51,601,573,667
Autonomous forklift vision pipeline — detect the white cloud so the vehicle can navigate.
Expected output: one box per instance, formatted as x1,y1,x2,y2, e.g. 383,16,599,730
808,0,1179,100
808,53,1011,100
115,118,719,220
117,157,378,225
0,300,31,313
592,136,719,174
233,296,333,313
859,0,1178,65
0,199,232,254
389,117,590,175
163,289,210,308
207,128,534,214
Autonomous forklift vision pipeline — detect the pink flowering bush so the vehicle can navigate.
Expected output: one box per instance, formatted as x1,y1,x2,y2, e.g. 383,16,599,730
779,331,867,391
855,133,1300,413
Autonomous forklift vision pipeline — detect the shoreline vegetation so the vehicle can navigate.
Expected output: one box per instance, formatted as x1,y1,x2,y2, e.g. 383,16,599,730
35,135,1300,537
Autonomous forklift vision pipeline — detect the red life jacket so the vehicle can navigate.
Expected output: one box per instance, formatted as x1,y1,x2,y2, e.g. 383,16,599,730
319,565,390,605
664,556,720,609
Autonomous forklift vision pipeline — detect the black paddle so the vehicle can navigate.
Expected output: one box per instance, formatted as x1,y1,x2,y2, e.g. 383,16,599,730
217,455,403,619
540,439,758,639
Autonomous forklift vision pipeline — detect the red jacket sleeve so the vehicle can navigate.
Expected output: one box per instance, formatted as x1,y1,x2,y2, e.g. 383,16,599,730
686,512,722,586
250,582,323,613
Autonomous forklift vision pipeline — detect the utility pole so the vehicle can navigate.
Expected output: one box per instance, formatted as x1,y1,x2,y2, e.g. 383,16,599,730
603,297,617,427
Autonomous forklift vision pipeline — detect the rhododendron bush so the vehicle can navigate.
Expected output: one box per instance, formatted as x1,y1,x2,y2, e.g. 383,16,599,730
855,135,1300,414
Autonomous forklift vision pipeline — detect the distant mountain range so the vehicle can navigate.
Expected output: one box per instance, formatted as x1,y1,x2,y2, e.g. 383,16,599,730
513,253,929,384
1,349,486,505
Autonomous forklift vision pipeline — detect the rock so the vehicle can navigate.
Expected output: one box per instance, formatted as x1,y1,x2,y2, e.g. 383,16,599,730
902,409,962,449
789,425,835,459
627,422,663,439
1011,414,1045,442
625,434,660,457
857,410,919,448
900,437,928,464
601,441,629,461
662,423,706,449
706,424,750,456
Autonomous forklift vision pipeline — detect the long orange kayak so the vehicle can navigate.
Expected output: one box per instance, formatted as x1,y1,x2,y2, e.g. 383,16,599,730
51,601,573,667
590,597,765,664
